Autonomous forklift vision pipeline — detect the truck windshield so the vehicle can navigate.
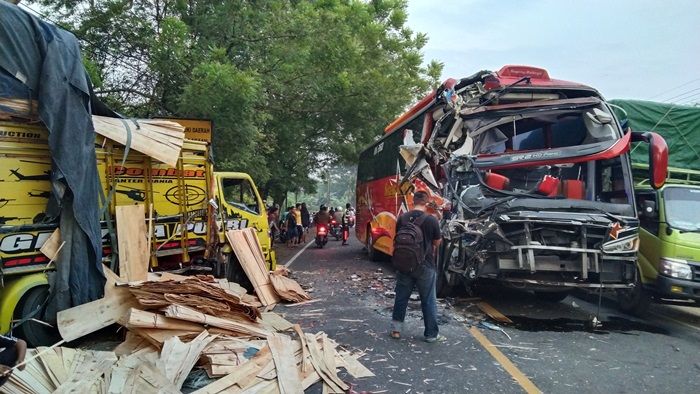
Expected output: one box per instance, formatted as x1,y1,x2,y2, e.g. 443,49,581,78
222,178,261,215
664,187,700,232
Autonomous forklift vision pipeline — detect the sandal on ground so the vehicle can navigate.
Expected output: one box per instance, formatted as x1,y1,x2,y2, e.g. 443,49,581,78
390,331,401,339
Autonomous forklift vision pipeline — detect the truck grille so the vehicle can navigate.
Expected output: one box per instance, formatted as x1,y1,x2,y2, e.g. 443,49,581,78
691,263,700,282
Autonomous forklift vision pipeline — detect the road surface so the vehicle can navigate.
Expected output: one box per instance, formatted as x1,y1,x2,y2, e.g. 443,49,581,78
274,233,700,393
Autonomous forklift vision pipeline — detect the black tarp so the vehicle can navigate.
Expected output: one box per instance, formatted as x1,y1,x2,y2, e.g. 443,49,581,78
0,2,105,310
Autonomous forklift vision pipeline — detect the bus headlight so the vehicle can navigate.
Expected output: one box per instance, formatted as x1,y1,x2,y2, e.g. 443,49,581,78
660,258,693,280
601,235,639,254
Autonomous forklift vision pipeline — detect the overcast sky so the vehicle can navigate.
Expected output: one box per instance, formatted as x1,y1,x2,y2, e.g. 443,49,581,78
406,0,700,105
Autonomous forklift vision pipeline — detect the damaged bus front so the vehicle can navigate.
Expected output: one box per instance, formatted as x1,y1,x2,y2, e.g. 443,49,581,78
396,66,669,297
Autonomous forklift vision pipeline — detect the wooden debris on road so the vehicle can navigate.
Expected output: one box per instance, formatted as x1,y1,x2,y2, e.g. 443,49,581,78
7,229,370,394
476,301,513,324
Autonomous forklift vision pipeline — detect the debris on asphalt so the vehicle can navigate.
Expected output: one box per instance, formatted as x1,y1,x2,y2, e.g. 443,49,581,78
479,321,512,340
3,231,371,393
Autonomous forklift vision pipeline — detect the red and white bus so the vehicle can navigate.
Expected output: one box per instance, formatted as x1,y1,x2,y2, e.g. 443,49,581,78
356,65,668,298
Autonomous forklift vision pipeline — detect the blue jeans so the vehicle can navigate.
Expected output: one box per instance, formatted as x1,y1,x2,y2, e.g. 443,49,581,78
391,264,439,338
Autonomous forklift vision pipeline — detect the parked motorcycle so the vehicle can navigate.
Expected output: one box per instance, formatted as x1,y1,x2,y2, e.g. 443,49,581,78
315,223,329,248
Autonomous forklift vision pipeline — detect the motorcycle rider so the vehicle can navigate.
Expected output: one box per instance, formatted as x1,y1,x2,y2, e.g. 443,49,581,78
314,205,331,226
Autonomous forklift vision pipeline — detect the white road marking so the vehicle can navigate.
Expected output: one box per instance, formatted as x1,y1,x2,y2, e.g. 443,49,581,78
284,240,315,268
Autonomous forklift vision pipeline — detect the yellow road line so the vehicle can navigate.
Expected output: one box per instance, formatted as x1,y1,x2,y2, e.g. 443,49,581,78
469,326,541,394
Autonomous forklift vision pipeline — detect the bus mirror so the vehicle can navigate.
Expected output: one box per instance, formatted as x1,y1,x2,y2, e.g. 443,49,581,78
632,131,668,190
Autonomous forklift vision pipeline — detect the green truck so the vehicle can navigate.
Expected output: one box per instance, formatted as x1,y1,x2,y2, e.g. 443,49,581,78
611,99,700,314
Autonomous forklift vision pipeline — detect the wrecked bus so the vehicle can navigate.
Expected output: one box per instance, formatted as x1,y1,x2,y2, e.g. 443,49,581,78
357,65,669,299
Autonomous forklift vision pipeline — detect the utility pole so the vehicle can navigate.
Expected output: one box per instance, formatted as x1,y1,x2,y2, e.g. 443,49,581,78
326,169,331,206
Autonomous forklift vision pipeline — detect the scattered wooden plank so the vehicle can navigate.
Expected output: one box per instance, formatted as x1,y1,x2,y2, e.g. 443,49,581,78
39,228,62,261
163,304,271,337
192,346,272,394
304,333,348,393
337,351,375,378
267,333,303,394
476,301,513,324
260,312,294,332
269,273,311,303
282,299,322,307
125,308,206,331
116,204,149,282
57,267,139,342
293,324,310,373
226,229,280,306
158,331,216,389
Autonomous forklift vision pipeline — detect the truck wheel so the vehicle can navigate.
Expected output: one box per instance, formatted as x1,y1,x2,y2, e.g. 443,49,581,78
617,273,651,316
226,254,253,293
14,286,61,347
534,291,570,303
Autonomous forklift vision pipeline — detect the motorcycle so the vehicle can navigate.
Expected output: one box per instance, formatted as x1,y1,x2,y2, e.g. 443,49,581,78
315,223,329,248
329,219,342,241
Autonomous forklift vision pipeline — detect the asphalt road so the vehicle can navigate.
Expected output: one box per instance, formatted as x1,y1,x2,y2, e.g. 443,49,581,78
274,233,700,394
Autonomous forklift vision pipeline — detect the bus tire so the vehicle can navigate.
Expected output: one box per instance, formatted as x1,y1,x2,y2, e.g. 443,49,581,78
616,272,651,316
366,228,380,262
14,286,61,347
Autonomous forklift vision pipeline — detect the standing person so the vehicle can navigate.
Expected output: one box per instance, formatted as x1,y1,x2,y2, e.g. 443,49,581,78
294,203,304,244
390,191,444,343
0,334,27,387
285,206,298,248
301,203,311,235
267,206,280,246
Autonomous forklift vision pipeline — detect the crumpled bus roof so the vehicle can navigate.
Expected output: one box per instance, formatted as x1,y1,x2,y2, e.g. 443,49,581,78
610,99,700,170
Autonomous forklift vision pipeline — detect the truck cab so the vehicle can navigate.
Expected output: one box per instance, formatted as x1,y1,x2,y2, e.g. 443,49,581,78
618,167,700,313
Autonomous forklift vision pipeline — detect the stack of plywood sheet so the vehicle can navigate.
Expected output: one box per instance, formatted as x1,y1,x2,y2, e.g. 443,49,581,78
3,268,372,394
91,115,185,166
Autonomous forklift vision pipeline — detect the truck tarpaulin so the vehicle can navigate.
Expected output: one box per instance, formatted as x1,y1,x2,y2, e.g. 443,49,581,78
610,99,700,171
0,2,106,311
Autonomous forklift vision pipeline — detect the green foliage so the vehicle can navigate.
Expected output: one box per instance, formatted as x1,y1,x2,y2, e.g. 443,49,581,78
34,0,442,203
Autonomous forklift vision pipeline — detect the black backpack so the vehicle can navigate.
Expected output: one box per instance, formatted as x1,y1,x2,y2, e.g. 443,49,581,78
392,213,427,274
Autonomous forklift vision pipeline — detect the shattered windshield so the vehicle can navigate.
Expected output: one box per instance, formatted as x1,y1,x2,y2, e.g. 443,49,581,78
468,104,617,155
664,187,700,232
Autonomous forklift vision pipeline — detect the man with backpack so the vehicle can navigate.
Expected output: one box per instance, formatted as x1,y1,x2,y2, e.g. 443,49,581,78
390,190,444,343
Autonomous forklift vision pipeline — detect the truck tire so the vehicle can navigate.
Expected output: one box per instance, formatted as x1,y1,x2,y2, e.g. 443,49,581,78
617,272,651,316
226,254,253,293
14,286,61,347
534,291,570,303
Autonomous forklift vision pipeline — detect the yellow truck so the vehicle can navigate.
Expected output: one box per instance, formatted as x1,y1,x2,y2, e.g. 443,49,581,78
0,120,274,345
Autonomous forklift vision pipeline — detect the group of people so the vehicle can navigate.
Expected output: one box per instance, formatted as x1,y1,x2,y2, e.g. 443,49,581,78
267,203,311,248
267,202,356,247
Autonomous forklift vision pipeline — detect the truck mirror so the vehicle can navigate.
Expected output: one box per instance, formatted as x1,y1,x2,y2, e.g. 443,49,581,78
641,200,656,218
631,131,668,190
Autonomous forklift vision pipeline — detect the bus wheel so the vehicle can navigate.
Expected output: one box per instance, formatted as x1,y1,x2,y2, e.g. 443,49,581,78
366,229,380,262
14,286,61,347
617,272,651,316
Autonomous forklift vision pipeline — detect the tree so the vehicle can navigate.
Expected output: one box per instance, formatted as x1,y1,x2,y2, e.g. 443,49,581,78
32,0,442,202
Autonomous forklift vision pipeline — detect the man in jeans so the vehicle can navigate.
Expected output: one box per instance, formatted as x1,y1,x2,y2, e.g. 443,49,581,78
390,191,444,343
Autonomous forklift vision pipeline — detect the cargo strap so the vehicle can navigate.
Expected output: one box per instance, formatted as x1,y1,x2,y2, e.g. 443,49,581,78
98,118,135,271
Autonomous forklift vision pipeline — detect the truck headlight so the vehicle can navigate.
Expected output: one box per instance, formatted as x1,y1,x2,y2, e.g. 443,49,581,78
602,235,639,254
660,258,693,280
